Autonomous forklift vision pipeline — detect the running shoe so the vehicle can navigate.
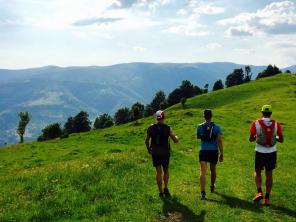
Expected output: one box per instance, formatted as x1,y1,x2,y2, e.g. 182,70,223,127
210,185,215,193
253,192,263,203
263,199,271,206
164,188,171,198
201,191,206,200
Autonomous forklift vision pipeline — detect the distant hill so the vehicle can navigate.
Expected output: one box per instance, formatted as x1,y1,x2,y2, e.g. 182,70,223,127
283,65,296,73
0,62,290,145
0,74,295,221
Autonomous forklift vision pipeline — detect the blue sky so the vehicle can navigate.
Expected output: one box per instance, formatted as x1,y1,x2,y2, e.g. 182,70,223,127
0,0,295,68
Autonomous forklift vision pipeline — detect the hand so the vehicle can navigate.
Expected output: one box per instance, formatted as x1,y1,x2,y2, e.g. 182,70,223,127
219,154,224,162
147,147,152,154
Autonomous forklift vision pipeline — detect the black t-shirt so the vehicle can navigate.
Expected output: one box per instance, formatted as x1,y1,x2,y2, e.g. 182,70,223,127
147,123,171,155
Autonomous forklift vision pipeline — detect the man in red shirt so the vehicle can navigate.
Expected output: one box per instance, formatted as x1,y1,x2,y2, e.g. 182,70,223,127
249,105,284,205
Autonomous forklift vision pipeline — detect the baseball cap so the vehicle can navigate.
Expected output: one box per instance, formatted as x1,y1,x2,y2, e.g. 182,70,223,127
261,105,272,113
156,110,165,120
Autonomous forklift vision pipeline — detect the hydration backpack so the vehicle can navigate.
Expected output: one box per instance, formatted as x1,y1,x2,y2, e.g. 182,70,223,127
200,122,217,142
149,123,170,154
256,119,277,147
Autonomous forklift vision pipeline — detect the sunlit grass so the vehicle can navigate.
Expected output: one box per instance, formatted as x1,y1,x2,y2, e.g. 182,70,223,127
0,74,295,221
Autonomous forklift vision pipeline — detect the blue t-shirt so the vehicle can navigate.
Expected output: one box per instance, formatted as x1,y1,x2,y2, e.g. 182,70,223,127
197,122,221,150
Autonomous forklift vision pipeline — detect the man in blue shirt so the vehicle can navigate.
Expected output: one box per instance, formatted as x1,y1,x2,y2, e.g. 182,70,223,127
197,109,224,200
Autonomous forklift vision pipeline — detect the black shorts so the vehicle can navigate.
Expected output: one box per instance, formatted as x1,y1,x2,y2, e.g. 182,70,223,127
152,154,170,168
199,150,218,164
255,151,277,171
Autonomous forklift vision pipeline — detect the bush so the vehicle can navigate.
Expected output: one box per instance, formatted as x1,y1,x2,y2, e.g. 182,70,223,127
212,80,224,91
225,68,244,87
38,123,62,141
167,80,203,107
144,105,154,117
256,65,282,79
130,102,144,121
180,97,187,109
114,107,131,125
94,114,114,129
64,111,91,134
150,91,167,113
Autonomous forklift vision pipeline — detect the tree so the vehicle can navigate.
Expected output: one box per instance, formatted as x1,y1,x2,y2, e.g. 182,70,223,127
17,112,30,143
286,70,291,74
244,66,252,83
180,97,187,109
93,114,114,129
64,116,75,134
203,84,209,93
150,91,167,113
193,85,203,95
167,80,203,107
38,123,62,141
180,80,196,98
131,102,144,121
167,88,183,106
212,80,224,91
144,105,154,117
73,111,91,133
225,68,244,87
114,107,131,125
256,65,282,79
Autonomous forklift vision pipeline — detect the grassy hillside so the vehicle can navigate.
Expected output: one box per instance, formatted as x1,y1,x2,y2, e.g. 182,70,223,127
0,74,295,221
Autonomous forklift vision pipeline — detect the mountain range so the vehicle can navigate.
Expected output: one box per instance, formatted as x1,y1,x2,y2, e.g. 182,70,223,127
0,62,294,145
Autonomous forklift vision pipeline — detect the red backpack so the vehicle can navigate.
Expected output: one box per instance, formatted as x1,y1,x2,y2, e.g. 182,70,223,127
257,119,276,147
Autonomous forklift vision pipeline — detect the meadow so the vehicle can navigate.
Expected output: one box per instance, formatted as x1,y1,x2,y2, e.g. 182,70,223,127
0,74,295,221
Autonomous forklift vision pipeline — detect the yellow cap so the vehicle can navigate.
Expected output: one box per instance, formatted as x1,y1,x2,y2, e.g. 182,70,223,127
261,105,272,113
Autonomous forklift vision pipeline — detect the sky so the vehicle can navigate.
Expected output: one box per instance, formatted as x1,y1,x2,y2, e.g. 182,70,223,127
0,0,296,69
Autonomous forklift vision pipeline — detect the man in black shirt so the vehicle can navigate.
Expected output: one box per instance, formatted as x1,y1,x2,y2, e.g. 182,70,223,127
145,110,179,197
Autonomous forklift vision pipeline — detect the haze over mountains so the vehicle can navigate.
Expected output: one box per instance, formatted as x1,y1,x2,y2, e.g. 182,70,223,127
0,62,294,145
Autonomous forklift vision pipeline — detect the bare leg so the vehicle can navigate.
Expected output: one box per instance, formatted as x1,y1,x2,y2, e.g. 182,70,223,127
254,169,262,191
266,170,273,195
200,161,207,192
155,166,163,193
210,163,216,187
163,166,169,189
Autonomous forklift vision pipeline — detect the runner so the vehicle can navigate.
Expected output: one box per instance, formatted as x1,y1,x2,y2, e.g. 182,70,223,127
145,110,179,197
249,105,284,205
197,109,223,200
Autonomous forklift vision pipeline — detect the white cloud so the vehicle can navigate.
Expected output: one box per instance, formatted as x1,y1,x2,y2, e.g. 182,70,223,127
206,43,222,50
0,0,119,29
189,0,225,15
147,0,171,11
177,9,188,16
73,17,122,26
164,17,209,36
164,1,224,37
118,43,147,52
219,1,296,36
132,46,148,52
233,48,256,55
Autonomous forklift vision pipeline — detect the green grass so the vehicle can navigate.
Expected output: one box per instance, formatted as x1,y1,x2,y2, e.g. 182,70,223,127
1,74,296,221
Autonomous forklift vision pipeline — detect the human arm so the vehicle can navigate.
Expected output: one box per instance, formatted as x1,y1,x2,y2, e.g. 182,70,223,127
276,122,284,143
196,125,201,140
217,134,223,162
249,121,256,142
169,128,179,143
145,133,152,154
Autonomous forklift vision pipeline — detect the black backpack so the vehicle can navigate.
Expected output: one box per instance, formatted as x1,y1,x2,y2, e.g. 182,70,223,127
200,122,217,142
149,124,170,154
